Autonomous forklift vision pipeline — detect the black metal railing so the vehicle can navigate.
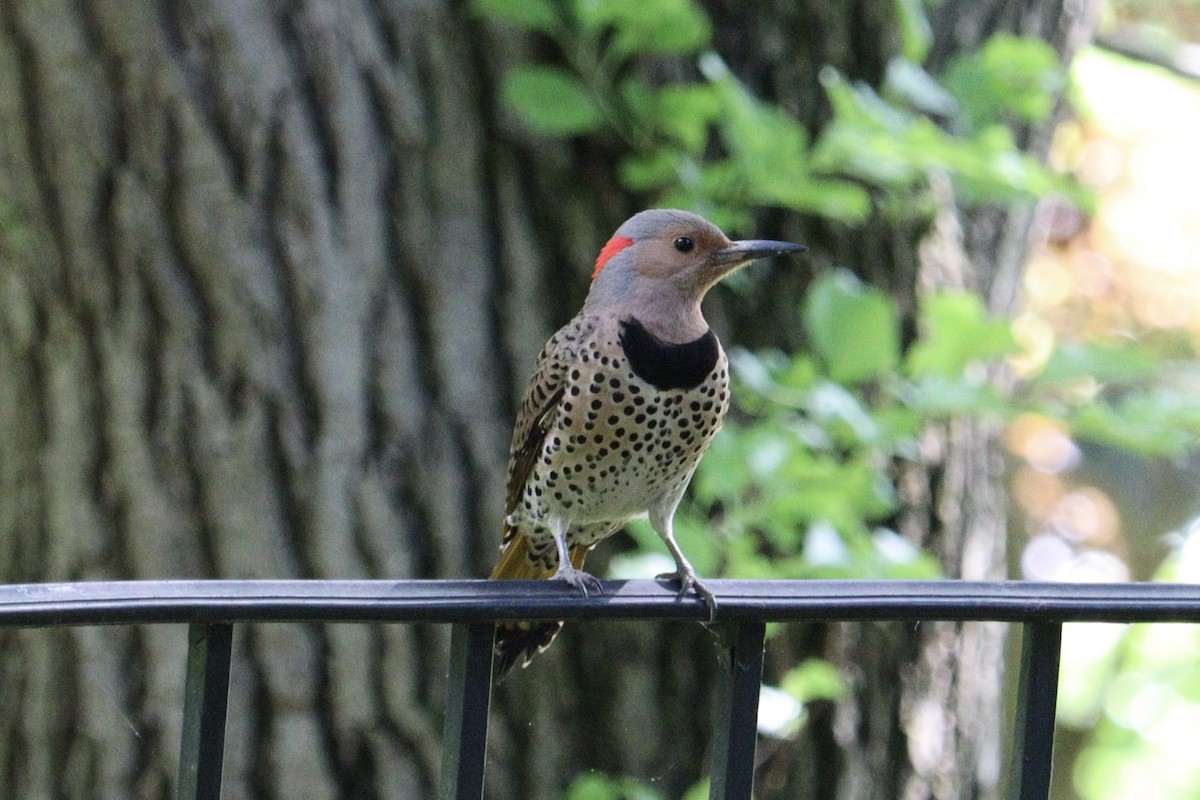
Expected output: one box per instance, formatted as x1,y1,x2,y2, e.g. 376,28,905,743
5,578,1200,800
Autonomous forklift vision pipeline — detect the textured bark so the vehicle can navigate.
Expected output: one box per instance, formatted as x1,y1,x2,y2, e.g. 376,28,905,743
0,3,514,797
0,2,1093,799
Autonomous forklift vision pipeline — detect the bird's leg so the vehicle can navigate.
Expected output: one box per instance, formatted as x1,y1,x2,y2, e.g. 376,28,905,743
548,516,603,596
650,510,717,621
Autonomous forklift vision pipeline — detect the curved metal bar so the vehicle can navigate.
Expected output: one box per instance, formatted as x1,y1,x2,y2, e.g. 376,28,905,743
3,579,1200,627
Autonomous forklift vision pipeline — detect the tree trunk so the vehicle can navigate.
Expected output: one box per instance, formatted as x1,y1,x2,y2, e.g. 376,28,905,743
0,2,1093,799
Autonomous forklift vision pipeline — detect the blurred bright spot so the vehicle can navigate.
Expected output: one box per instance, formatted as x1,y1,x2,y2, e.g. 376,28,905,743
1021,534,1072,579
1030,17,1200,800
1135,609,1200,665
1048,488,1120,545
1004,414,1081,473
803,519,849,566
1026,47,1200,342
1070,529,1200,800
1012,466,1065,517
1024,253,1073,306
1009,311,1056,374
906,699,948,772
1067,549,1129,582
757,685,804,738
607,551,675,579
1024,426,1082,474
1105,671,1170,732
871,527,920,564
1057,622,1126,726
1074,46,1200,139
1020,535,1127,581
1074,136,1125,188
1177,517,1200,581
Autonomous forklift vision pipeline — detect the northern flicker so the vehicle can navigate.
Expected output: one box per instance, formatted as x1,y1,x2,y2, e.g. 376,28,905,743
490,209,806,675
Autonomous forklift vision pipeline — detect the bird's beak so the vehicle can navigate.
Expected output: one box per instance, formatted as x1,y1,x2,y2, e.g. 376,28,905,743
711,239,808,266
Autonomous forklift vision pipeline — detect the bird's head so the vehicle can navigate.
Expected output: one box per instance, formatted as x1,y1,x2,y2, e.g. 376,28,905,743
584,209,806,338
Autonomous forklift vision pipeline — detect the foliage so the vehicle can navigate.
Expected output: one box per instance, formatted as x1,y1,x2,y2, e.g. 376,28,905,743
564,772,710,800
472,0,1084,230
645,270,1200,584
475,0,1200,779
627,271,1012,585
473,0,1200,575
564,772,669,800
780,658,848,705
1065,531,1200,800
941,34,1065,131
1026,343,1200,458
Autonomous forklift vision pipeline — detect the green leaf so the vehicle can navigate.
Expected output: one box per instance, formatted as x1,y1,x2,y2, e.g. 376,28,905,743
775,455,897,528
574,0,711,57
1035,342,1159,386
1067,401,1189,457
654,83,722,151
565,773,665,800
618,151,681,192
820,67,916,136
804,381,882,445
672,514,720,575
873,528,942,578
942,34,1063,131
615,78,658,132
905,375,1010,417
469,0,560,33
620,519,664,556
803,270,901,384
750,173,872,221
780,659,848,703
813,66,1083,209
893,0,932,63
905,291,1017,377
501,66,603,135
885,58,957,116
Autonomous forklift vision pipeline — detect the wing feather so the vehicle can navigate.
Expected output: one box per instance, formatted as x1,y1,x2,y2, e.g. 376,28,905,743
498,319,593,544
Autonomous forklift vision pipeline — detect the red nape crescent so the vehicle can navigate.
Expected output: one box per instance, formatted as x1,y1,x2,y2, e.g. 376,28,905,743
592,236,634,280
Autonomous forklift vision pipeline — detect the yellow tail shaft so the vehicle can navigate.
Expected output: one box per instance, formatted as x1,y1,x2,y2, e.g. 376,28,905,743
490,533,587,580
490,533,590,677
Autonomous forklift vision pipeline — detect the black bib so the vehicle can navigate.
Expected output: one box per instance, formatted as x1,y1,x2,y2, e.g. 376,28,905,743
618,318,720,391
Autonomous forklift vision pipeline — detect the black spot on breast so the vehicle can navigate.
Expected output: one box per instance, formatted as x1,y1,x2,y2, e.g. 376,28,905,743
618,318,720,391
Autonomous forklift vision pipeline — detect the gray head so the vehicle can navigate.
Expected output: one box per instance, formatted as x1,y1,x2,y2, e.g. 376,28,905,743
584,209,806,336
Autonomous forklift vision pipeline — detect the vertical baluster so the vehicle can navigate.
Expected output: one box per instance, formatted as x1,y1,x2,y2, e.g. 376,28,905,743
439,623,496,800
709,622,767,800
178,622,234,800
1008,622,1063,800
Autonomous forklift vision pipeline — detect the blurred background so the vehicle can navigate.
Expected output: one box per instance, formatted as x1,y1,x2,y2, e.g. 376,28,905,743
1,1,1198,799
1008,4,1200,798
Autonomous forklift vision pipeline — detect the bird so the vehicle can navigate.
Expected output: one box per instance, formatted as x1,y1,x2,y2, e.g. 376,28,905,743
490,208,806,676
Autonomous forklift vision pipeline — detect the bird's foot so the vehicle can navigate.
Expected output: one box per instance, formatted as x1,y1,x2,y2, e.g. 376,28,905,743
553,563,604,597
657,569,717,621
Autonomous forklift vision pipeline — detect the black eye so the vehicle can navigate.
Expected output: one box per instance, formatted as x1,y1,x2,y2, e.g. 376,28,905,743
673,236,694,253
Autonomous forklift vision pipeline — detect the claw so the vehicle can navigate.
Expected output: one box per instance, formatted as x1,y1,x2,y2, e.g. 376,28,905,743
657,569,718,621
553,563,603,597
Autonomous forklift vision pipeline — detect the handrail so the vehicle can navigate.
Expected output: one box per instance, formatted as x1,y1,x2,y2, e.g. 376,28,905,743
4,578,1200,800
4,578,1200,625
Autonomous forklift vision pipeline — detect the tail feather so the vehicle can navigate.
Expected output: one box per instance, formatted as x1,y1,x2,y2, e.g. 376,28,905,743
491,534,588,678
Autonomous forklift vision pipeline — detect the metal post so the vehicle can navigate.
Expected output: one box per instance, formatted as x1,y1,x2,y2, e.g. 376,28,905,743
1008,621,1063,800
709,621,767,800
177,622,234,800
439,622,495,800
